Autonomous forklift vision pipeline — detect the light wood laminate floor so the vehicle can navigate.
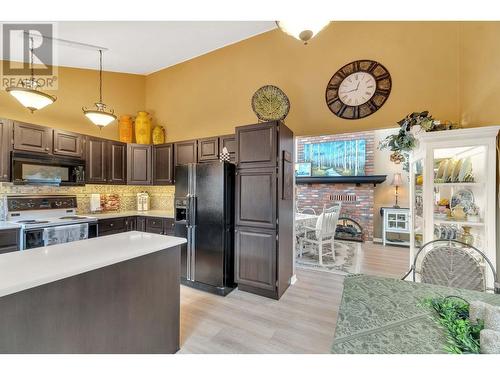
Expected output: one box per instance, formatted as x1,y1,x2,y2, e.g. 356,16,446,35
179,243,409,354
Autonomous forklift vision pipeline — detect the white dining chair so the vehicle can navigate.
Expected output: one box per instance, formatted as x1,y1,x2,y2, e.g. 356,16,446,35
300,203,342,265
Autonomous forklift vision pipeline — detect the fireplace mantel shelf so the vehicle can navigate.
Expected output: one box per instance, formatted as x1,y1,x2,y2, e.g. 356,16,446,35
296,175,387,186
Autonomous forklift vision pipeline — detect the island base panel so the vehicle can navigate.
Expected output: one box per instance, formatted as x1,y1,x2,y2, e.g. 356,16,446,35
0,246,180,354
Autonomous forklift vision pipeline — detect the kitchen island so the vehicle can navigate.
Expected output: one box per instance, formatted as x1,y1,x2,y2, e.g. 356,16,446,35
0,231,186,354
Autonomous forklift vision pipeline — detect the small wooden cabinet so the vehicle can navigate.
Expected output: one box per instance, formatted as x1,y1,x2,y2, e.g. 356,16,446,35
85,137,108,184
153,143,174,185
174,140,197,166
236,122,277,169
219,134,236,163
107,141,127,185
235,168,277,229
382,207,410,247
127,144,152,185
13,122,52,154
0,119,12,182
235,227,276,291
0,229,20,254
198,136,219,162
53,129,84,158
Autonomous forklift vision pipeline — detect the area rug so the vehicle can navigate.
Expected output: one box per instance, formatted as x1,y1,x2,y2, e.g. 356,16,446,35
296,240,362,275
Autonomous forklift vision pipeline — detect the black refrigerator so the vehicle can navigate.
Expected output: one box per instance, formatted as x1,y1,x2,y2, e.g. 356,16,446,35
174,162,236,296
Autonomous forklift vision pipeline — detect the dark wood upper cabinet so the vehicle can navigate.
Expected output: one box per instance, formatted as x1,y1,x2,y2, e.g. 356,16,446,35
107,141,127,185
235,227,276,291
0,119,12,182
236,122,277,169
219,134,236,163
85,137,108,184
13,122,52,154
53,129,84,158
153,143,174,185
198,136,219,162
174,140,197,166
127,144,152,185
235,167,277,229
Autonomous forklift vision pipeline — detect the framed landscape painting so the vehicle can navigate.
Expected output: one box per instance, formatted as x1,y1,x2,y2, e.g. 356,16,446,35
302,139,366,177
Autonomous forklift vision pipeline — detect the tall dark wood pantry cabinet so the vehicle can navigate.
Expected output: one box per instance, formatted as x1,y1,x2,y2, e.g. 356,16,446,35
234,121,294,300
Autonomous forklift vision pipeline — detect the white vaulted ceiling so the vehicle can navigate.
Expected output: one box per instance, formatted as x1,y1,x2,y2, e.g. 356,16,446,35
50,21,276,75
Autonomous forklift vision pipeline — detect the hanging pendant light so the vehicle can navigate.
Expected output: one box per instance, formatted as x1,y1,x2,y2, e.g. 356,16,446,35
6,36,56,112
276,21,331,44
83,49,116,128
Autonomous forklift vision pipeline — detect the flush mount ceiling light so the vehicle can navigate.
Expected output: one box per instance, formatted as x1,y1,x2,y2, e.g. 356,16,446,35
6,36,56,113
83,49,116,128
276,21,331,44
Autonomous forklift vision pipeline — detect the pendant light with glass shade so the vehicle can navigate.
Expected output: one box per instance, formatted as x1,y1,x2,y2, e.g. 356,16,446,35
83,49,116,128
276,21,330,44
6,36,57,112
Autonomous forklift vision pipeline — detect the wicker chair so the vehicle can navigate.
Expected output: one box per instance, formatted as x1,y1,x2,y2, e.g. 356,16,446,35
403,239,500,294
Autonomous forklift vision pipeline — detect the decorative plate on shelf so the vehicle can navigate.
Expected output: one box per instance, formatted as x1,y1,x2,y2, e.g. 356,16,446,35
251,85,290,122
436,159,448,179
450,189,475,214
458,156,473,182
451,158,463,182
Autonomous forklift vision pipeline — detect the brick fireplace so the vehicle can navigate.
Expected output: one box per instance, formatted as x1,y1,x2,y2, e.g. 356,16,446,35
296,131,375,241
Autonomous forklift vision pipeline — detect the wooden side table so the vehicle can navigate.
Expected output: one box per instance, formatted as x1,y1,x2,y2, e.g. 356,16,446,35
382,207,410,247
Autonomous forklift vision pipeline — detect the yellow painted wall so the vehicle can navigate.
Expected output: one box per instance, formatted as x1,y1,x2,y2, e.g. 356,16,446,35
146,22,461,141
0,64,145,140
1,22,499,143
459,22,500,127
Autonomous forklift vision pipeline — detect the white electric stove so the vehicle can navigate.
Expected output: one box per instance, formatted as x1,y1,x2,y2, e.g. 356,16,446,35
6,195,98,250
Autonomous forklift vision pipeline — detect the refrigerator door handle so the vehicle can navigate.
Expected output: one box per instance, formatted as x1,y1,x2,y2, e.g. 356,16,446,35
190,226,196,281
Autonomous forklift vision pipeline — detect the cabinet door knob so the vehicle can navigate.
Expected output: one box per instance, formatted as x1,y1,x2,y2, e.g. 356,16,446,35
3,174,7,178
110,223,114,227
54,149,58,152
45,147,49,151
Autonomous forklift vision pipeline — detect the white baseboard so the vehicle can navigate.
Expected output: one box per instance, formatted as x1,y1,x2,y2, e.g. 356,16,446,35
373,237,383,244
290,274,297,285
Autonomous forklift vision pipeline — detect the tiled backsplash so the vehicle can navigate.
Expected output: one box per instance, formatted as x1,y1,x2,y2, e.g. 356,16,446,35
0,183,175,215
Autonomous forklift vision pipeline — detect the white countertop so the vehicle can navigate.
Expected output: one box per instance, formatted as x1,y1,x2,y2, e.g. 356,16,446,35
0,221,21,230
0,231,186,298
88,210,174,219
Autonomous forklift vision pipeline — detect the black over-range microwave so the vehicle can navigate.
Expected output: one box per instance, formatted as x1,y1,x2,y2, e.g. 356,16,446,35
11,152,85,186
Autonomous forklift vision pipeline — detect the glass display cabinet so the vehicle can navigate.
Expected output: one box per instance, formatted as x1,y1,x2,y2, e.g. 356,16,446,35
409,126,500,289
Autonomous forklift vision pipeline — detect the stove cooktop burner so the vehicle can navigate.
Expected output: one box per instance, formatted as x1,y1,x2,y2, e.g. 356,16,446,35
17,220,50,224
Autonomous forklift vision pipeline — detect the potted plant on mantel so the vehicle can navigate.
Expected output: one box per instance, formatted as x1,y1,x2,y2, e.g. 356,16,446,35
378,111,460,171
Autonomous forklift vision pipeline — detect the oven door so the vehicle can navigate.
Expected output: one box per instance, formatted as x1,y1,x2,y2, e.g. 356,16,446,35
43,223,89,247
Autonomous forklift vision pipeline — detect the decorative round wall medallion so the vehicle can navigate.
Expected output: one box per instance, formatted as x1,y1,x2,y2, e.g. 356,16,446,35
251,85,290,122
325,60,391,120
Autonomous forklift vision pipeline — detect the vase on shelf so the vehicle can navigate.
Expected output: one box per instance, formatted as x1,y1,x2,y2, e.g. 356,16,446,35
152,125,165,145
118,115,134,143
135,111,152,144
460,226,474,246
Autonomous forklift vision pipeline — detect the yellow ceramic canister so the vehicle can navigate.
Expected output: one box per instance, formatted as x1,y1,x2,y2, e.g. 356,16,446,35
135,111,152,144
118,115,133,143
152,125,165,145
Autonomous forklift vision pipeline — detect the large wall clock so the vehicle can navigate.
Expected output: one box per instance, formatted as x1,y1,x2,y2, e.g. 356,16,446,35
325,60,391,120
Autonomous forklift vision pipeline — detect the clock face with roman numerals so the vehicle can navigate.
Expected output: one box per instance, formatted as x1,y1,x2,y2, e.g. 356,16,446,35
325,60,391,120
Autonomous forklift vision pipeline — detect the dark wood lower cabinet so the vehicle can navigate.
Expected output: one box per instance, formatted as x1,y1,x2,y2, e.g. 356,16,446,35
235,227,276,293
0,229,20,254
98,217,174,237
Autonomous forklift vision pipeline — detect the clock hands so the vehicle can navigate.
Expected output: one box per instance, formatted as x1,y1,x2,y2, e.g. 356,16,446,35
340,81,361,95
